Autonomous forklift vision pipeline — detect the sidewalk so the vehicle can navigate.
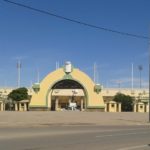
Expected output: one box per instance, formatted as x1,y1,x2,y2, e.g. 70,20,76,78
0,111,149,127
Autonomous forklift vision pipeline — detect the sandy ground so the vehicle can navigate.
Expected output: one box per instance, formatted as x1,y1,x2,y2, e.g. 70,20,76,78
0,111,149,127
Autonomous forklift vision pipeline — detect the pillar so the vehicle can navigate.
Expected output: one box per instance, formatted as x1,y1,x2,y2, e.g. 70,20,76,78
3,103,5,111
19,103,22,111
104,103,107,112
118,103,121,112
146,103,149,112
15,103,18,111
133,104,137,112
106,103,109,112
108,103,110,112
0,102,4,111
114,103,117,112
24,103,27,111
55,98,59,111
80,98,84,111
107,102,111,112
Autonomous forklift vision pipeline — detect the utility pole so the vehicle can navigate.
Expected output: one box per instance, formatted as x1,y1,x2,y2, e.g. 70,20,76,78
17,60,21,88
131,63,134,91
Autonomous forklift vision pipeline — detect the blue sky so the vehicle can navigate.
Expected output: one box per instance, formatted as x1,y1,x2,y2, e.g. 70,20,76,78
0,0,149,88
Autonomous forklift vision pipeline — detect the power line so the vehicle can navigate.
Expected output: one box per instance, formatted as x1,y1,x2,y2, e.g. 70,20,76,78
3,0,150,40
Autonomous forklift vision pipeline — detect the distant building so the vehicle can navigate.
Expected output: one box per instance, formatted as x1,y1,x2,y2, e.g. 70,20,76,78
0,62,149,112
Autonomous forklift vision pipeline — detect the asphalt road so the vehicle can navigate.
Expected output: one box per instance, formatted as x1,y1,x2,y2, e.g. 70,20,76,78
0,125,150,150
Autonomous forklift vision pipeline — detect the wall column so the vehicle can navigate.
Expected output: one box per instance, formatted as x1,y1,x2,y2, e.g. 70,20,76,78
134,104,137,112
15,103,18,111
104,103,107,112
106,103,109,112
3,103,5,111
108,103,111,112
1,102,4,111
55,97,59,111
118,103,121,112
146,103,149,112
114,103,117,112
19,103,22,111
80,98,83,111
24,103,27,111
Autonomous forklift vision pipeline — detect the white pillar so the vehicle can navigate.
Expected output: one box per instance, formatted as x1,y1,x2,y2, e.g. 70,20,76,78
24,103,27,111
80,98,83,111
19,103,22,111
114,103,117,112
134,104,137,112
104,103,107,112
146,103,149,112
1,102,4,111
118,103,121,112
15,103,18,111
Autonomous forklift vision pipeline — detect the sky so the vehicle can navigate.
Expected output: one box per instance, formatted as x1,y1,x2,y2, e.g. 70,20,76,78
0,0,149,88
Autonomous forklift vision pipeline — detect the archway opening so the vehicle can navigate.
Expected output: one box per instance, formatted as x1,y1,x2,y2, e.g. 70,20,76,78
51,80,86,111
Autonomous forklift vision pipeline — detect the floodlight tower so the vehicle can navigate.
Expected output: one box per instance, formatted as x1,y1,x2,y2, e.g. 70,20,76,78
148,39,150,123
17,59,21,88
138,65,143,89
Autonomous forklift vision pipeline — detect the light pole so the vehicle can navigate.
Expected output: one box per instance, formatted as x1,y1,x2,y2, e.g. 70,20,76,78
138,65,143,89
148,39,150,123
17,59,21,88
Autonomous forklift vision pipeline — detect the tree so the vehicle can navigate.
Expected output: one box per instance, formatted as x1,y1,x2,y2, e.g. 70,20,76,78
8,87,29,102
113,93,133,112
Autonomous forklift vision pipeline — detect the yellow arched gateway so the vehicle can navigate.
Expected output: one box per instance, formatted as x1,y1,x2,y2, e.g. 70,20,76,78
30,62,105,111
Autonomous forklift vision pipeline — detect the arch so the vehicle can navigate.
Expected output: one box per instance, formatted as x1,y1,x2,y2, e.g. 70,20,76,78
46,78,88,111
29,67,105,111
52,79,84,89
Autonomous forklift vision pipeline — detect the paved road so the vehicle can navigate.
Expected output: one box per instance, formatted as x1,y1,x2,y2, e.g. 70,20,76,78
0,125,150,150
